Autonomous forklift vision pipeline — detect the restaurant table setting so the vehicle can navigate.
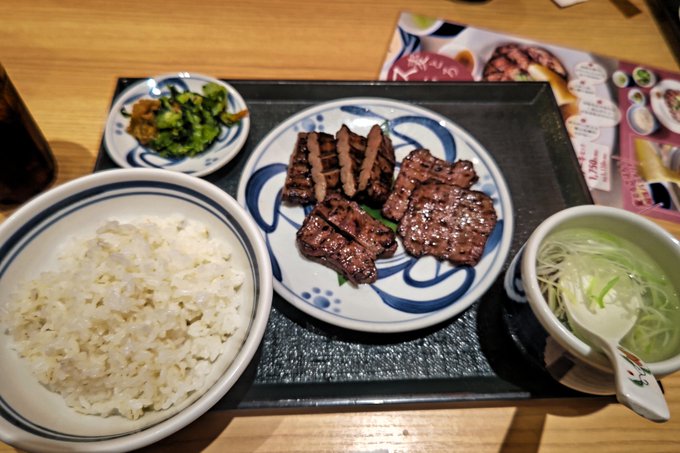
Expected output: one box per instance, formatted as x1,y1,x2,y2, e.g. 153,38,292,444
1,1,680,452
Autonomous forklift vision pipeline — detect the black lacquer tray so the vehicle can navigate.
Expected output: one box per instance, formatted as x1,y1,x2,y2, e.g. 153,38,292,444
96,80,599,411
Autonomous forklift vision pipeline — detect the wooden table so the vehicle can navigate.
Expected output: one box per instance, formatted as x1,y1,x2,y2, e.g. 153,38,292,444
1,0,679,451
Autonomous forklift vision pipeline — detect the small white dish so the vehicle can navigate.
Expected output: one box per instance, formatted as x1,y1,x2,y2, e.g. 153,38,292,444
627,105,659,136
104,73,250,177
628,88,646,105
612,70,630,88
398,13,444,36
237,97,514,333
0,168,272,452
650,79,680,134
632,66,657,88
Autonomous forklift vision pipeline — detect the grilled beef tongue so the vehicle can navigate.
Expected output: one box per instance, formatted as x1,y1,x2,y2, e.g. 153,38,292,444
308,131,341,203
336,124,367,198
296,193,398,284
296,212,378,284
398,181,497,266
356,125,395,206
282,132,315,205
314,193,397,259
382,148,477,222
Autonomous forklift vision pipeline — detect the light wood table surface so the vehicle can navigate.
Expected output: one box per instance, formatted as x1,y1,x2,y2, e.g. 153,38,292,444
1,0,680,451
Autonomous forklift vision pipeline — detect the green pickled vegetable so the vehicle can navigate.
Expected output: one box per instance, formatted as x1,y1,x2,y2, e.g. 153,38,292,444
124,82,248,158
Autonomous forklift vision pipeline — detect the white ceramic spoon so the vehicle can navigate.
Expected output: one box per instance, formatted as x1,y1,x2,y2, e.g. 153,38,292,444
560,262,670,422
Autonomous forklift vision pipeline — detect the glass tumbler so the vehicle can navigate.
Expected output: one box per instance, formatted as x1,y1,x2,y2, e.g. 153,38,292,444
0,64,56,205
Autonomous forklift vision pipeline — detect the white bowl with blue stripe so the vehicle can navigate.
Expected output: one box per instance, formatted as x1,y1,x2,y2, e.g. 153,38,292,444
104,73,250,177
0,169,272,452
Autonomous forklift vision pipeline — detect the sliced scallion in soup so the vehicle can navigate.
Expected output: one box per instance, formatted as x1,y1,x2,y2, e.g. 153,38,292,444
536,227,680,363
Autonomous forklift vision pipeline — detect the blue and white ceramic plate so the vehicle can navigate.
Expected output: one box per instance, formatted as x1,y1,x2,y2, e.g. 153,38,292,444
104,73,250,177
237,98,514,333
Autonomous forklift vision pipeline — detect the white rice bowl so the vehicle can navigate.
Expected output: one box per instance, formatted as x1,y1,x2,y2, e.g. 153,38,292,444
0,169,272,452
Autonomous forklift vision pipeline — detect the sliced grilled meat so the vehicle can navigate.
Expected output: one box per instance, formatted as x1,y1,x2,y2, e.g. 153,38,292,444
314,193,397,258
282,132,315,205
505,45,532,71
524,46,568,79
664,88,680,122
336,124,367,198
483,43,568,82
357,125,396,206
296,213,378,284
296,193,398,284
382,148,477,222
283,125,395,206
398,182,497,266
308,131,341,202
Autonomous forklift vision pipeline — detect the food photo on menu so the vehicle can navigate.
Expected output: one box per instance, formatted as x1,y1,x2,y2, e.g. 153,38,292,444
381,11,680,226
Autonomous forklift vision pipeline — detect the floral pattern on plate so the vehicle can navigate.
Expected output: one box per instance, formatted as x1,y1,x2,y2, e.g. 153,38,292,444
237,98,514,333
104,73,250,177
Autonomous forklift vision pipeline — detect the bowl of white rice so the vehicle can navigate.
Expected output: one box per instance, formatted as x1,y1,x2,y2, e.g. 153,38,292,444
0,168,273,452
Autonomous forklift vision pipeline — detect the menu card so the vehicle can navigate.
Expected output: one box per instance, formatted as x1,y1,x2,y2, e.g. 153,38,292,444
380,12,680,224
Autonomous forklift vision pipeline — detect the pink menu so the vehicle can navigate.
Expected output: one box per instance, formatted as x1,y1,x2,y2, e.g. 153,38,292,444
381,12,680,224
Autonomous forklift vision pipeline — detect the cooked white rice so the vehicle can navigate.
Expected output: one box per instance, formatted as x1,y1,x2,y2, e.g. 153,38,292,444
2,215,245,420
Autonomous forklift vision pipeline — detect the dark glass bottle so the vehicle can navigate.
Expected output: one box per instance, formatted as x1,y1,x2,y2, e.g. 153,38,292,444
0,64,56,205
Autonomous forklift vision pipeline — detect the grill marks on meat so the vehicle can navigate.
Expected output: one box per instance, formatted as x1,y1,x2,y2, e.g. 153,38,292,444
483,43,567,82
382,148,496,267
286,130,499,282
357,125,396,206
281,133,315,205
525,46,567,79
282,124,395,206
296,194,397,284
297,214,378,284
336,124,367,198
398,182,497,266
382,149,477,222
308,132,342,202
314,194,397,258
